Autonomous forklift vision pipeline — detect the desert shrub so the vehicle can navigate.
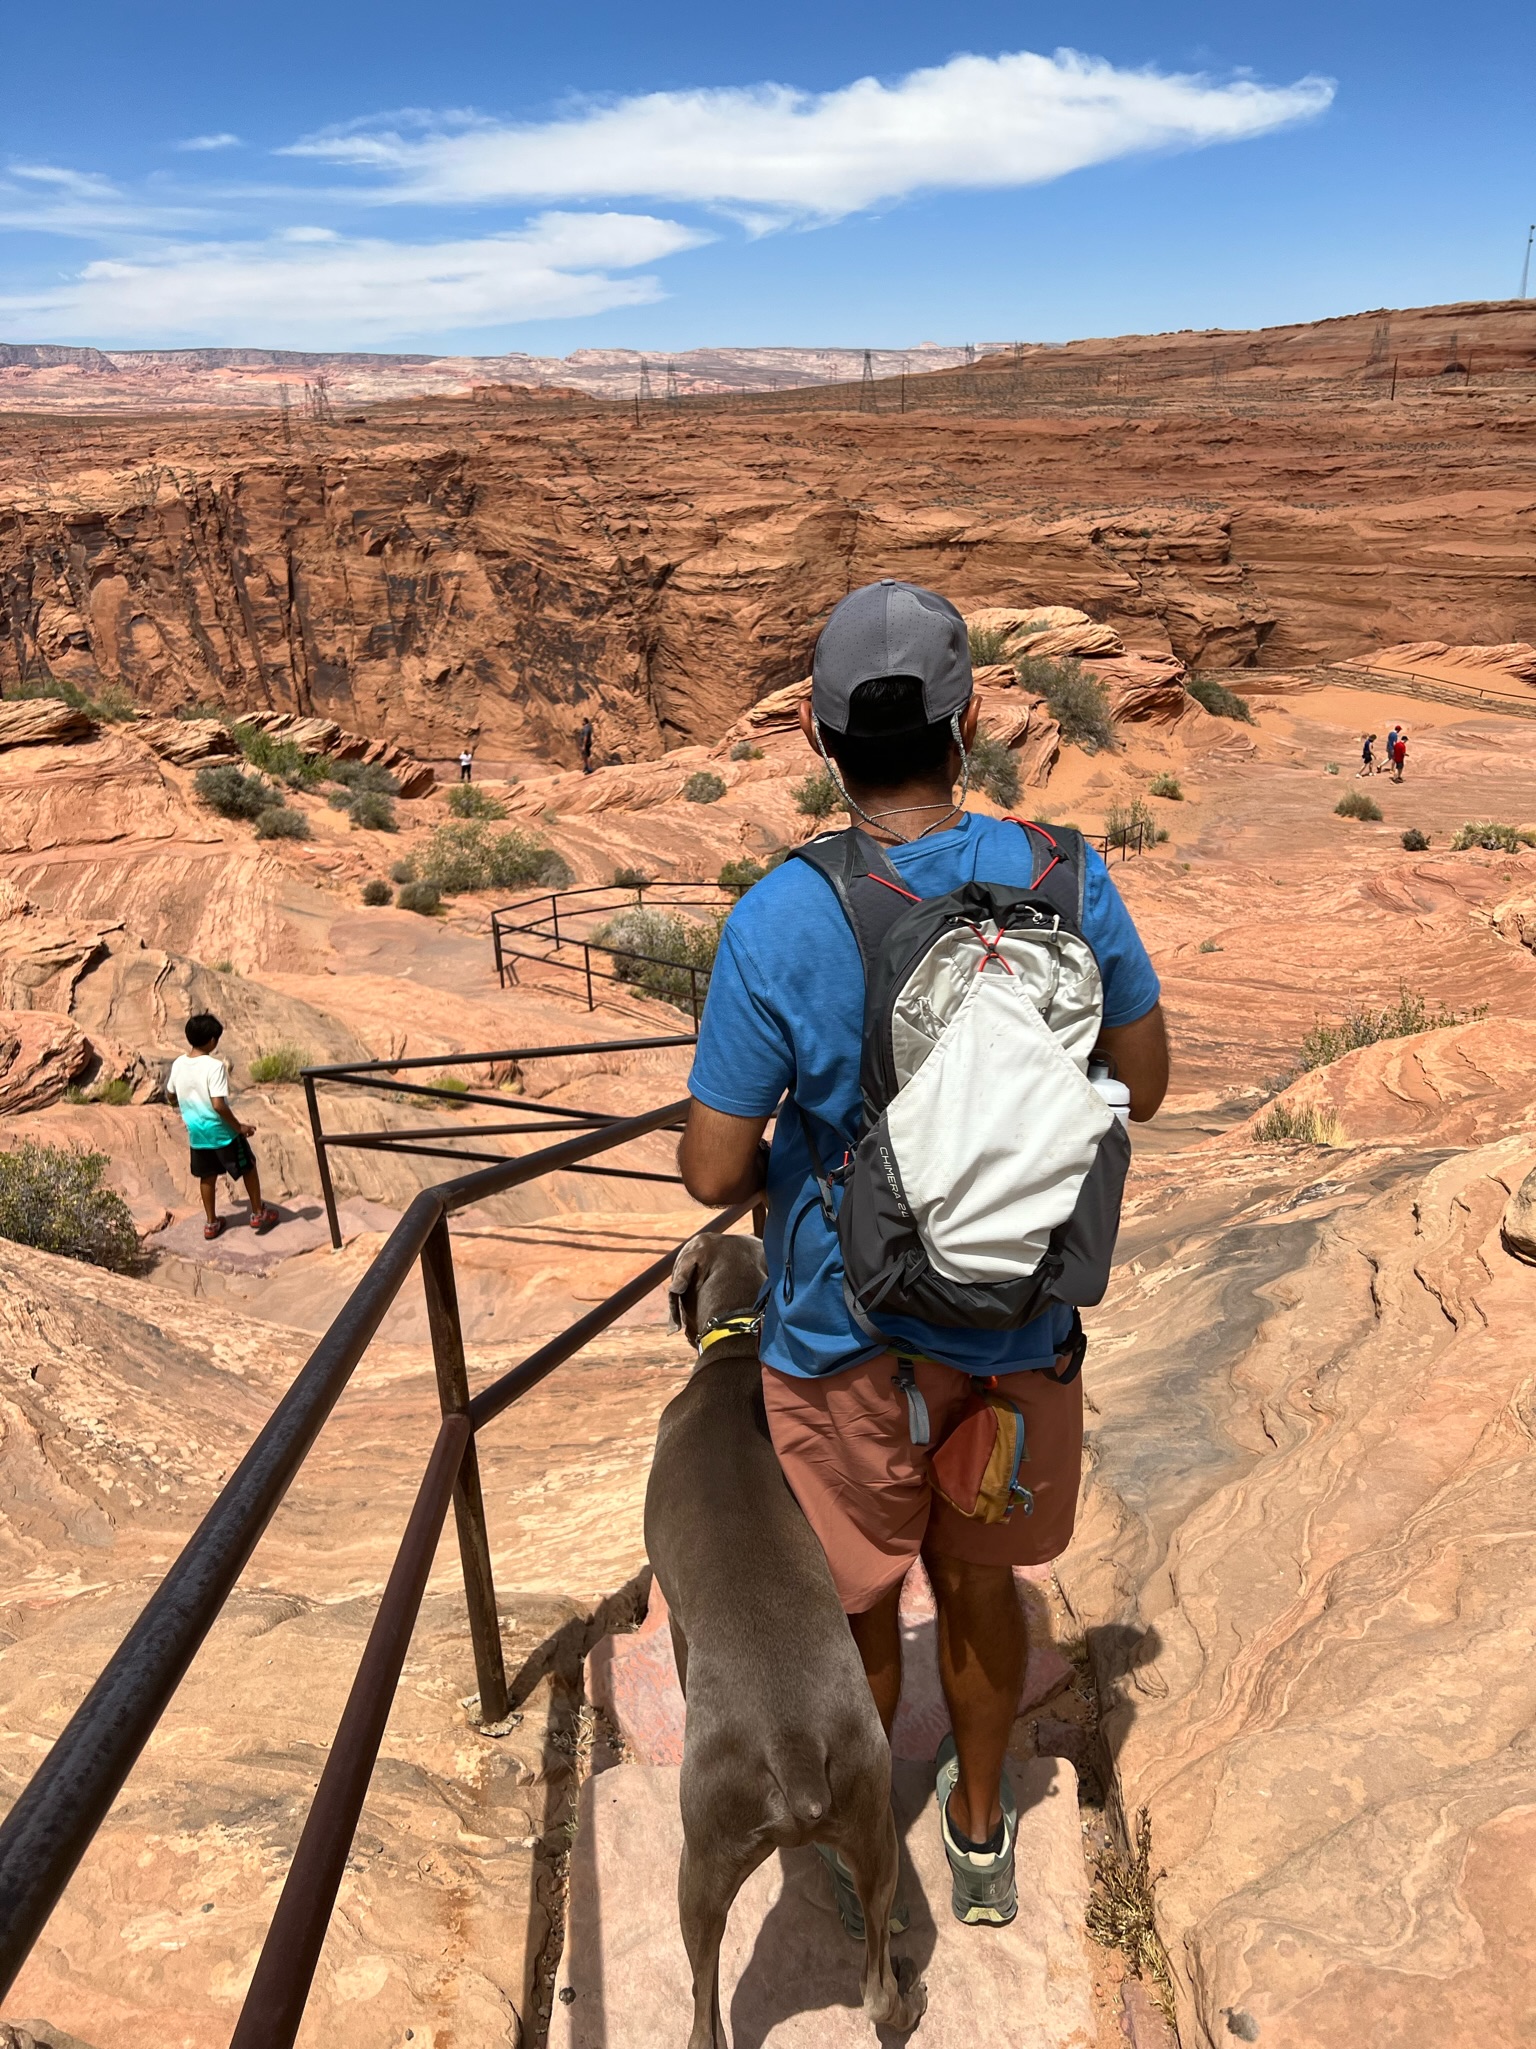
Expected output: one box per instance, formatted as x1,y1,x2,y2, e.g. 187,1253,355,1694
793,770,846,820
1449,820,1531,853
970,732,1021,809
611,865,652,890
389,858,417,885
0,1140,141,1272
1335,789,1382,822
1297,985,1486,1071
967,622,1015,666
1253,1101,1344,1146
446,782,506,819
65,1077,134,1107
1104,797,1167,850
592,908,723,1013
418,823,570,895
433,1074,470,1104
326,759,399,797
347,790,397,832
233,724,327,787
13,675,135,723
1401,827,1430,852
729,740,763,762
1148,773,1183,801
397,880,442,915
195,764,273,821
254,805,310,840
361,878,392,906
248,1043,309,1085
1198,938,1222,953
684,770,726,804
1185,677,1254,723
1018,655,1115,751
718,856,766,896
1324,761,1339,775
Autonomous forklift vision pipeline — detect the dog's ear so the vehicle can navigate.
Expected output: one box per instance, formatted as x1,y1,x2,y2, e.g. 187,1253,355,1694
667,1233,713,1346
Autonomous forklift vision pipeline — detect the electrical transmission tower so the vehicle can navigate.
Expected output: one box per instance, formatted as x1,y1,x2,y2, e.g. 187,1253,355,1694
859,349,877,412
963,343,976,366
637,358,653,403
278,383,293,448
665,362,679,403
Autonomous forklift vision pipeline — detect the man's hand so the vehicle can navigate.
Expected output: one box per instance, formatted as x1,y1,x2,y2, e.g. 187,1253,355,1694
238,1121,256,1137
1093,1002,1170,1122
678,1100,770,1206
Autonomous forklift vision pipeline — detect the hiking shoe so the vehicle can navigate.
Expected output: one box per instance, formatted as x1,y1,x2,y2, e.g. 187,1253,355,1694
935,1735,1018,1927
813,1843,911,1942
249,1206,280,1234
203,1218,225,1240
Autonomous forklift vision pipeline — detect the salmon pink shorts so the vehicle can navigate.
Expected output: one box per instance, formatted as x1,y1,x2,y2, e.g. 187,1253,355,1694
761,1351,1085,1616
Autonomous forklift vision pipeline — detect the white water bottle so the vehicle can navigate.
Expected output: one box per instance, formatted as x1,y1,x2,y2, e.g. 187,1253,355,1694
1088,1061,1131,1129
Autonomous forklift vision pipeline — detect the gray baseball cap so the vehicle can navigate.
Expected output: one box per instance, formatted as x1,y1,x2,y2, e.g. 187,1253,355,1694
811,579,973,736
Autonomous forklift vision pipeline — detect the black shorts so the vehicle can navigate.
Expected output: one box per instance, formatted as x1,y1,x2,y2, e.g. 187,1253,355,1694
189,1134,256,1180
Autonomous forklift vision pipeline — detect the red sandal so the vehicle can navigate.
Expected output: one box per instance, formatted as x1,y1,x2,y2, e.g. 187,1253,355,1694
203,1218,226,1241
250,1206,280,1234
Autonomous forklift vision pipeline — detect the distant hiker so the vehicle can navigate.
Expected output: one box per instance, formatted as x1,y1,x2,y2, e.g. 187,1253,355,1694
458,747,474,783
1359,733,1376,776
1392,729,1408,781
1382,724,1399,774
679,579,1168,1935
579,716,595,774
166,1013,278,1239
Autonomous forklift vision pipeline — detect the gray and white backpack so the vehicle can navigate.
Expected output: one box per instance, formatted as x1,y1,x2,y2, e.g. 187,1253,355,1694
791,821,1131,1334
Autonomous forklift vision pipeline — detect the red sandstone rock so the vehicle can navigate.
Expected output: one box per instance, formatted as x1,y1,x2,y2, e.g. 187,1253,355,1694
0,1010,94,1112
0,699,94,749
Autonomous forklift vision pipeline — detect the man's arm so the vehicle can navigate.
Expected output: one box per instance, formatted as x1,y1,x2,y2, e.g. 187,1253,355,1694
1094,1001,1169,1122
678,1100,770,1206
211,1093,256,1139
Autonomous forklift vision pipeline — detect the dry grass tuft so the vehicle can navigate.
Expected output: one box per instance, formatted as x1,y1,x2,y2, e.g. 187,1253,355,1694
1085,1808,1176,2023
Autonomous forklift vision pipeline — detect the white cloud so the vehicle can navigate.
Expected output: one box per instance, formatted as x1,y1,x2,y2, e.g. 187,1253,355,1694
0,163,201,237
0,212,708,346
178,133,243,152
288,48,1334,220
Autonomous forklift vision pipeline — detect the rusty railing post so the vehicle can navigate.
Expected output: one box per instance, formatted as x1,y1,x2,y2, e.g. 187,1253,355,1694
303,1073,343,1250
420,1216,510,1723
551,892,561,947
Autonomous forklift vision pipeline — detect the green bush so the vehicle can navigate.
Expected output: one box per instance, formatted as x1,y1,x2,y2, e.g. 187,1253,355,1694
970,732,1020,809
326,759,399,797
254,805,310,840
729,740,763,762
793,770,846,820
1148,773,1183,800
397,880,442,915
967,622,1015,666
389,858,417,885
719,856,766,896
683,770,726,804
0,1140,141,1272
1297,985,1486,1071
592,908,723,1013
248,1043,309,1084
1186,677,1254,723
1335,789,1382,822
1104,796,1166,850
1449,820,1533,853
1325,762,1340,775
195,764,274,820
446,782,506,819
433,1074,470,1104
611,865,652,890
1401,828,1430,852
347,790,396,832
1253,1101,1343,1146
1018,655,1115,751
418,823,571,895
361,878,392,905
232,724,326,787
13,675,135,723
65,1077,134,1107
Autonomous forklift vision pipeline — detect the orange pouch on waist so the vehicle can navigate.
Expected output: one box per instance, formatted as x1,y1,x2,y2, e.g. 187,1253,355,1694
928,1386,1033,1524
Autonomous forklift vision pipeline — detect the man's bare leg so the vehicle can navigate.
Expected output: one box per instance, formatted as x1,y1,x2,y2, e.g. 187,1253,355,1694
925,1553,1026,1841
199,1176,220,1227
847,1578,904,1736
240,1166,266,1216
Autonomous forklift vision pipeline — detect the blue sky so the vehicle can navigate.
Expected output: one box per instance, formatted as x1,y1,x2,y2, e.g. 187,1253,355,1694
1,1,1532,354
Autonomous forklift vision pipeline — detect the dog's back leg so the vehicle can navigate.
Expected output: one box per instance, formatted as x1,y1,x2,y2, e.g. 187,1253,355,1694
837,1796,928,2036
678,1831,771,2049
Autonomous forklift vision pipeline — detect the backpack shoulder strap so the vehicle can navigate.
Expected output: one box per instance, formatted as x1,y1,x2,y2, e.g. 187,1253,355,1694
788,827,921,975
1012,819,1088,926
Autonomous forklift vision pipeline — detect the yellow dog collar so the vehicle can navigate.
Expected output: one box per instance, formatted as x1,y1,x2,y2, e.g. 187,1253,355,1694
697,1314,762,1355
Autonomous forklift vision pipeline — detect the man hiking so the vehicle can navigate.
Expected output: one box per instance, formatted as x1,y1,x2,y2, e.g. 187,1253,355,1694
679,579,1167,1931
1359,732,1376,776
458,746,474,783
1391,727,1408,781
578,716,595,774
166,1012,279,1238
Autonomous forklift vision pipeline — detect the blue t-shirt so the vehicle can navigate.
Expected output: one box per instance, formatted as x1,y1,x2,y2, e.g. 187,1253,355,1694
688,813,1160,1379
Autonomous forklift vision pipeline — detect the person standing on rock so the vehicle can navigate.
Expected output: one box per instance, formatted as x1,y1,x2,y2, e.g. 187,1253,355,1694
458,746,475,783
1392,728,1408,781
1382,724,1399,775
1359,733,1376,776
678,579,1168,1934
166,1013,279,1238
579,716,595,774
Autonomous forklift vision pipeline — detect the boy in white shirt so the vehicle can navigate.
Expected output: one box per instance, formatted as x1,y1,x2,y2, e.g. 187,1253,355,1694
165,1012,279,1239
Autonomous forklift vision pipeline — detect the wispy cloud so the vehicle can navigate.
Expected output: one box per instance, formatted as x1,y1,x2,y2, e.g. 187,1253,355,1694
177,132,243,152
0,213,709,346
287,49,1335,221
0,163,204,236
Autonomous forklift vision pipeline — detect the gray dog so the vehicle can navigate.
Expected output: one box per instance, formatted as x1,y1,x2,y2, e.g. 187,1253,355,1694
644,1231,927,2049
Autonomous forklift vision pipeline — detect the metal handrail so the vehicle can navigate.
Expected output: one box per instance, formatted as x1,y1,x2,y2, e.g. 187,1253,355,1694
491,881,735,1022
0,1074,748,2041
